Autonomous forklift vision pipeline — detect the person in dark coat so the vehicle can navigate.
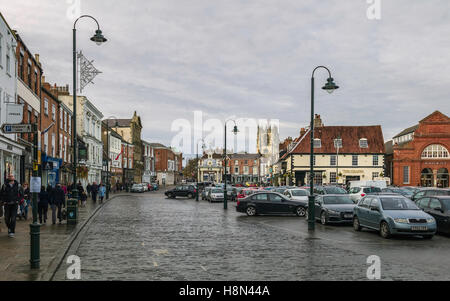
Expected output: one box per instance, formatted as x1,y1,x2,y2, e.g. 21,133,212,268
91,182,99,203
38,186,50,224
86,183,92,198
1,174,24,237
50,184,65,224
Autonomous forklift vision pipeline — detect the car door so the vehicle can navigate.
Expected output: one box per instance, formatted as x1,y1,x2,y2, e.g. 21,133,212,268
314,196,323,219
428,198,446,230
367,198,382,229
269,193,292,214
251,193,269,213
356,197,371,226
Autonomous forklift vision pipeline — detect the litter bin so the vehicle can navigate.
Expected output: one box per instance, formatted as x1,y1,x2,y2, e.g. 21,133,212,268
66,198,78,225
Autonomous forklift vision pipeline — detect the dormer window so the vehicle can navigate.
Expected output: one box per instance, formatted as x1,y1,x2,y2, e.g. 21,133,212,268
334,138,342,148
313,139,321,148
359,138,368,148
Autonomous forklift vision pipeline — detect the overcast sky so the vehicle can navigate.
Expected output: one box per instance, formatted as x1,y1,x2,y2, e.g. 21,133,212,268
2,0,450,155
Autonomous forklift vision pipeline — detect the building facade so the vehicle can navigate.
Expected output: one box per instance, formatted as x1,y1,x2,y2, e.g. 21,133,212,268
198,151,223,183
278,115,385,186
59,93,103,187
142,140,155,183
257,123,280,184
227,153,261,184
152,143,180,185
391,111,450,188
101,121,122,187
0,13,25,185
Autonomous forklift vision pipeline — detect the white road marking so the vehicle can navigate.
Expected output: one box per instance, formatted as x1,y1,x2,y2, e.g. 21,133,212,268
200,265,207,271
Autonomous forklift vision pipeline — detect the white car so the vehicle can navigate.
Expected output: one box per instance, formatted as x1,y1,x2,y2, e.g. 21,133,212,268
283,189,310,206
348,186,382,203
131,183,145,193
208,188,224,203
141,183,149,192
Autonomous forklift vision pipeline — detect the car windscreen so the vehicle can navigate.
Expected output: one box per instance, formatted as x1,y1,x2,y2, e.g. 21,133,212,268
324,187,347,194
291,190,309,196
380,197,420,210
323,196,354,204
211,189,223,193
244,190,254,195
132,184,140,188
441,199,450,210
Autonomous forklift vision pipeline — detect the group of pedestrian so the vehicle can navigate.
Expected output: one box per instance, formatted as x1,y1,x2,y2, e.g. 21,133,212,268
1,176,117,238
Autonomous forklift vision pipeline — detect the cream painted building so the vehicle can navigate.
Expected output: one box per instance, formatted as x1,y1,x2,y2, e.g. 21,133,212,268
198,151,223,183
278,116,385,186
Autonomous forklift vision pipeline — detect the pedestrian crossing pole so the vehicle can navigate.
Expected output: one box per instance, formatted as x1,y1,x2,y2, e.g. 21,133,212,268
30,123,40,269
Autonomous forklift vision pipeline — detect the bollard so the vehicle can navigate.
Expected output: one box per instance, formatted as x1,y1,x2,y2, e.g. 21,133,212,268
66,198,78,225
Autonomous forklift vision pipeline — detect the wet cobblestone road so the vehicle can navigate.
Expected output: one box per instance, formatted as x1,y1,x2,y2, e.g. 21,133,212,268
54,191,450,280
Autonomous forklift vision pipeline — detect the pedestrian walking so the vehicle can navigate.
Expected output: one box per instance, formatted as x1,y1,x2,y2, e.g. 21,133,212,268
99,183,106,203
80,191,87,207
50,184,65,224
38,186,50,224
21,183,31,220
86,183,92,198
91,182,98,203
1,174,24,237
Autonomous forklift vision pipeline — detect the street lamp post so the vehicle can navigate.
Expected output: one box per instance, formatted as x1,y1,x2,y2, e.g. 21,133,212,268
196,139,205,202
223,120,239,210
308,66,339,231
72,15,107,200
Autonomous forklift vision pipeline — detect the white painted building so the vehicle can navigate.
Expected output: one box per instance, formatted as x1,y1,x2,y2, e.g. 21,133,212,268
0,13,25,184
59,94,103,186
142,140,155,183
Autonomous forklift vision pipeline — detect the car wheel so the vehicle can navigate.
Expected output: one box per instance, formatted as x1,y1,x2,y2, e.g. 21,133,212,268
187,193,193,198
320,211,328,225
295,206,306,217
423,235,433,240
169,193,175,199
380,221,391,239
353,216,362,231
246,206,257,216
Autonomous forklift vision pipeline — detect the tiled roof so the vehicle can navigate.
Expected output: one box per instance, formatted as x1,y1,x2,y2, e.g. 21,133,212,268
284,125,385,157
104,119,132,128
149,143,167,148
393,124,418,139
228,153,261,160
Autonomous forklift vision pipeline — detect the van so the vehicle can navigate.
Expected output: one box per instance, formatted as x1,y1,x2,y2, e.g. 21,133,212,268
349,180,387,190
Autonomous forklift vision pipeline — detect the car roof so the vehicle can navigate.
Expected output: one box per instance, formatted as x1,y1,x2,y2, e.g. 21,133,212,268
318,194,351,197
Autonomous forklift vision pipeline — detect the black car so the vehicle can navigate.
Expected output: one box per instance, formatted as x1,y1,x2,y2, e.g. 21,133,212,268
165,185,197,199
411,188,450,202
416,196,450,234
306,194,356,225
314,186,348,195
236,192,307,217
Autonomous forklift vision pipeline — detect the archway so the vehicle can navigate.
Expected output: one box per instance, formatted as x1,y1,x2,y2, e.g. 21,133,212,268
420,168,433,187
437,168,449,188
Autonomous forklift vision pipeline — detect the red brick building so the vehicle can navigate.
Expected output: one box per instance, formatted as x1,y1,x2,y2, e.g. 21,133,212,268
392,111,450,188
227,153,261,184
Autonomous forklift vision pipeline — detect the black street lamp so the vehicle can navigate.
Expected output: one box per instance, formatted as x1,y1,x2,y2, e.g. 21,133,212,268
223,120,239,210
196,139,205,202
307,66,339,231
72,15,107,201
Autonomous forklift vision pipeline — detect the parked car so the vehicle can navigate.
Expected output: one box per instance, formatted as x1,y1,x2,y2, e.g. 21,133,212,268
236,192,307,217
141,183,148,192
201,187,213,200
131,183,145,193
238,188,258,199
348,186,382,203
165,185,197,199
151,183,159,191
272,187,287,194
411,188,450,202
306,194,356,225
283,189,310,215
382,187,413,199
314,185,348,196
208,188,225,203
415,196,450,234
353,195,436,239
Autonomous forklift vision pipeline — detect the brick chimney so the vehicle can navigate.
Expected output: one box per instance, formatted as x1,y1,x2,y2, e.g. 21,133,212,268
34,54,41,67
300,128,306,137
314,114,323,128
